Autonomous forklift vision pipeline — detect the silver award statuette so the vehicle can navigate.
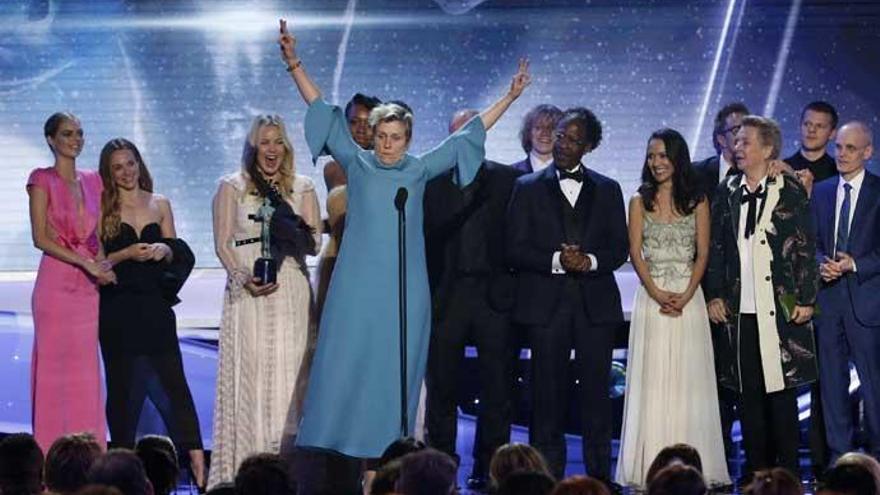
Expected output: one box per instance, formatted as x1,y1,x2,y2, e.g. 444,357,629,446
251,197,277,285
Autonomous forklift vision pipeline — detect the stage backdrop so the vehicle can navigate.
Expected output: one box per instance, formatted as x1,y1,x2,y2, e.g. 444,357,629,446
1,0,877,270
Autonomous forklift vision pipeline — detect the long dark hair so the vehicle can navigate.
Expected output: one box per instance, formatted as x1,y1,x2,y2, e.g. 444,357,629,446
638,128,703,216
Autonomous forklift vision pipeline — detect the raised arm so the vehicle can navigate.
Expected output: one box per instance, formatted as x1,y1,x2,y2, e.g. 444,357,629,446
479,58,531,131
279,18,321,104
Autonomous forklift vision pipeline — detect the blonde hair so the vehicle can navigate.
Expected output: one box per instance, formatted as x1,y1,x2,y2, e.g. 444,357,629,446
741,115,783,160
369,103,413,141
99,138,154,241
241,114,296,198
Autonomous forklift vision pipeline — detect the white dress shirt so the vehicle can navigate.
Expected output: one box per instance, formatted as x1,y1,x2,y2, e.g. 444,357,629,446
834,169,865,254
550,164,598,274
738,175,768,314
529,150,554,173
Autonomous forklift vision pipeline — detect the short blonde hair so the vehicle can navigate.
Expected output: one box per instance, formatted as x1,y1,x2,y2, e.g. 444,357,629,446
369,103,413,141
741,115,782,160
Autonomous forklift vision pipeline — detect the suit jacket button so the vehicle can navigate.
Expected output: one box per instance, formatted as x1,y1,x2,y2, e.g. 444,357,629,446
765,276,771,281
770,310,775,316
760,240,767,245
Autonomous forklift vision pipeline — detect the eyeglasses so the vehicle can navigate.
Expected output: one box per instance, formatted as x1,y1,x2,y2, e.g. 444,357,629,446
721,124,742,136
554,131,587,147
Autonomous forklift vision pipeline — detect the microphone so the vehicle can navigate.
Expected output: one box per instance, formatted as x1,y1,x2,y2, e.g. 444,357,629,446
394,187,408,211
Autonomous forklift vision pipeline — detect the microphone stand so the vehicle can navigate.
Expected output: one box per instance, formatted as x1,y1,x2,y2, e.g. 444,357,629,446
395,188,409,437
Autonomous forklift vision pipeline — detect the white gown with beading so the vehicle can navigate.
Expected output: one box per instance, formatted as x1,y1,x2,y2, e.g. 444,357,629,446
615,213,730,488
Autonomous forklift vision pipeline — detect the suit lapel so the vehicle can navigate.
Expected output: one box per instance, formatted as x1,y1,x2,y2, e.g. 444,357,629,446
758,176,781,235
726,176,743,242
540,166,566,241
849,172,880,251
575,170,595,241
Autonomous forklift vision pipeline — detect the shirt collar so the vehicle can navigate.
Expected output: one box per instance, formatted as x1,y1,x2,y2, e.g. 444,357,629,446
738,174,768,194
529,151,554,171
839,169,865,192
554,162,584,178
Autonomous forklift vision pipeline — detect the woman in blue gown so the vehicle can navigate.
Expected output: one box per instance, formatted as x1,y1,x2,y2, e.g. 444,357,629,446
278,19,531,458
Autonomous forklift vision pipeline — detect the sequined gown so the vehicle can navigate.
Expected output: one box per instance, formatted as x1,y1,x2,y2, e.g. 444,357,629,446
615,213,730,488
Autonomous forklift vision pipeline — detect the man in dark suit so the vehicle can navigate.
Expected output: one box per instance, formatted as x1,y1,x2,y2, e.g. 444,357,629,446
510,104,563,174
812,121,880,464
691,102,749,464
506,107,628,481
423,109,524,488
693,102,749,204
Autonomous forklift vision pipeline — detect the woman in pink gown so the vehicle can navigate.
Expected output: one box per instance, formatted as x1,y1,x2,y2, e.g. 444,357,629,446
27,112,115,451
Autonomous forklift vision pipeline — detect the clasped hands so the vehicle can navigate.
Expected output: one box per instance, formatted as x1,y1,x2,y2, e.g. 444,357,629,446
126,242,172,263
649,287,691,317
560,243,591,273
820,252,855,282
83,259,116,286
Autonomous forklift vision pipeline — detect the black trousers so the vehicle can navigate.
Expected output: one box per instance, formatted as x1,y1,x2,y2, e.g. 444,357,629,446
103,349,203,451
426,277,514,476
738,314,799,475
528,293,615,480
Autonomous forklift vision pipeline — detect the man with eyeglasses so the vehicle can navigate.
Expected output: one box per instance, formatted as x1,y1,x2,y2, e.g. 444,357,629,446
693,102,750,204
692,102,749,466
811,121,880,466
506,107,628,485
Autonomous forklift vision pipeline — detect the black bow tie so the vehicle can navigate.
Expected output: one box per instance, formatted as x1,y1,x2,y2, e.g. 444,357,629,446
741,185,766,239
559,167,584,183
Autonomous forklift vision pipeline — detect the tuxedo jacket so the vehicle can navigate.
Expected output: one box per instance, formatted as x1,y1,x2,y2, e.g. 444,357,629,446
505,165,628,326
423,160,523,315
511,157,534,174
693,155,737,205
812,171,880,327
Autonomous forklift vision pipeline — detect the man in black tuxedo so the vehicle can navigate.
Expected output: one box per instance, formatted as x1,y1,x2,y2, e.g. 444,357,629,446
506,107,628,480
693,102,749,204
423,109,524,488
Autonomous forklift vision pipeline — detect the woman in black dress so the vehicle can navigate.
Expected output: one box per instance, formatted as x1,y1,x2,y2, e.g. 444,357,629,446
98,138,206,490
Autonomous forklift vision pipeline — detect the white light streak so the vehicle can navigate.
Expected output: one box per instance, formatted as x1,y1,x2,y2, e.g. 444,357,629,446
331,0,358,106
691,0,739,154
763,0,802,118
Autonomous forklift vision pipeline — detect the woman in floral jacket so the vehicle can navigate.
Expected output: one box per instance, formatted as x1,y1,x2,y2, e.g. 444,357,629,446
705,115,818,475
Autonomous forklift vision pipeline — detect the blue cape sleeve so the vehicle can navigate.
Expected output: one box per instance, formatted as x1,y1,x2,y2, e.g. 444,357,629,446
304,99,360,169
418,116,486,187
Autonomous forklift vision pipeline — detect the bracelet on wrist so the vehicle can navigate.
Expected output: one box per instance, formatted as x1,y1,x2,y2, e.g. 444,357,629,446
286,59,303,72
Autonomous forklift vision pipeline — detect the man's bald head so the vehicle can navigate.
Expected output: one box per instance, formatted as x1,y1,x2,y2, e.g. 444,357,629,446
835,121,874,180
449,109,480,134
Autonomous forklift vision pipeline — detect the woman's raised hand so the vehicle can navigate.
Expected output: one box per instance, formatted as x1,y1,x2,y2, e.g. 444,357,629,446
278,18,297,63
508,58,531,99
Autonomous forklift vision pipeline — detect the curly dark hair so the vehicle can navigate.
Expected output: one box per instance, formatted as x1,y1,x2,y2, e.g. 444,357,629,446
638,129,704,216
560,107,603,151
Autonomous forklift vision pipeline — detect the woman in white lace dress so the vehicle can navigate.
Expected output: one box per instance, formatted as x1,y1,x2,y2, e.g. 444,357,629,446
615,128,730,488
209,115,322,487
